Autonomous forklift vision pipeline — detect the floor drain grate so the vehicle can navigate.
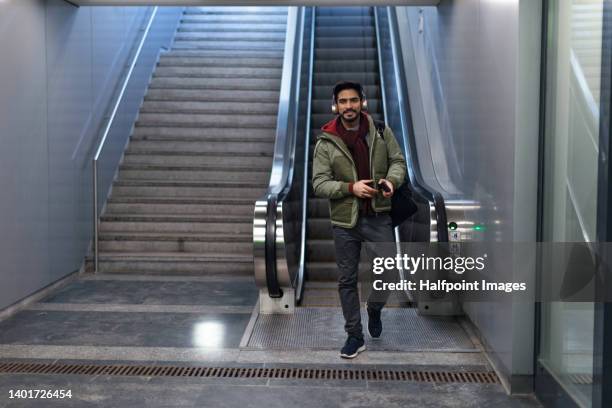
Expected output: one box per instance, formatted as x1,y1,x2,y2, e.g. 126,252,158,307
0,362,499,384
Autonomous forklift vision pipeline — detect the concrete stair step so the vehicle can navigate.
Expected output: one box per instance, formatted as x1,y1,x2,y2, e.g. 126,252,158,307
99,238,252,254
118,167,269,183
184,7,287,14
149,77,280,91
111,180,266,199
108,196,254,207
162,49,284,59
139,100,279,115
100,213,253,223
181,15,286,24
124,147,272,158
107,196,256,205
99,219,252,234
158,56,283,68
174,32,285,41
154,66,282,79
132,126,275,140
178,23,286,33
96,252,254,275
126,139,273,155
144,89,280,103
172,40,285,51
135,112,277,128
122,152,273,168
99,231,251,241
130,133,275,143
105,199,257,216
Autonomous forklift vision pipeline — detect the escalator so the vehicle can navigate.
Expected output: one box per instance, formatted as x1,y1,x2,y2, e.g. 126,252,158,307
304,7,385,305
240,4,488,360
253,6,452,315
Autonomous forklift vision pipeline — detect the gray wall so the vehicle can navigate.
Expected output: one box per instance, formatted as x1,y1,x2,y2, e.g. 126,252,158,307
0,1,178,311
397,0,541,393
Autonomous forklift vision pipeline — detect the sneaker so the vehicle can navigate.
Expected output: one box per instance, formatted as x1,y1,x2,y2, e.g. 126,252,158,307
340,336,366,359
367,305,382,339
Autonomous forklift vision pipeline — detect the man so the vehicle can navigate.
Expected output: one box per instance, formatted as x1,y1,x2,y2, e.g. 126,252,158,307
312,81,406,358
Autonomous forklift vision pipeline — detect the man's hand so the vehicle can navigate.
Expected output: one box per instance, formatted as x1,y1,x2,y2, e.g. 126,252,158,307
352,179,377,198
378,179,394,198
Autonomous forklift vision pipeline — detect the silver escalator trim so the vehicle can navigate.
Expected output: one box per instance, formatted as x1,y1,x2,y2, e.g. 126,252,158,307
374,7,407,281
254,7,301,298
374,10,389,123
376,6,448,243
254,7,313,306
296,7,316,304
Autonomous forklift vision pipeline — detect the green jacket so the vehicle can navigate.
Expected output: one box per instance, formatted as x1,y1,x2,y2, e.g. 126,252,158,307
312,114,407,228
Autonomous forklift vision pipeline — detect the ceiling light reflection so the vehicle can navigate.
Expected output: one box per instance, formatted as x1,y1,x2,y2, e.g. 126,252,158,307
193,321,225,348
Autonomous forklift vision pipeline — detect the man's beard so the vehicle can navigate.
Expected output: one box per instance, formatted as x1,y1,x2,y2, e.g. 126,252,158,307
341,109,360,123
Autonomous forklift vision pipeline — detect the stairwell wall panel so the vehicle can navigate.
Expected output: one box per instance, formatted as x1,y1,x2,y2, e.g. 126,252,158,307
0,1,182,312
0,0,50,312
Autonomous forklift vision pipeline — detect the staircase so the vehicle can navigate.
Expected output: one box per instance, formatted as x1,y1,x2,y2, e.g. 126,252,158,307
97,7,287,275
305,7,384,283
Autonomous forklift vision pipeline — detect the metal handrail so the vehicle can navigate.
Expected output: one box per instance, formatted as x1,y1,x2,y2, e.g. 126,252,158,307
92,7,158,272
295,7,316,304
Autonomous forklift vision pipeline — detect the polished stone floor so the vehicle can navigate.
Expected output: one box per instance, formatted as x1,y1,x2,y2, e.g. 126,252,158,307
0,273,543,407
0,371,542,408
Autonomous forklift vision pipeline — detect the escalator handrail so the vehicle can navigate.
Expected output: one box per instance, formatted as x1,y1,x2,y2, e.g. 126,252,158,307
257,7,305,298
295,7,317,304
380,6,448,242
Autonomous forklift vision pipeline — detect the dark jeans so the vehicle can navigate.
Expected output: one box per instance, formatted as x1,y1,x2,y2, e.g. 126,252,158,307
332,214,395,340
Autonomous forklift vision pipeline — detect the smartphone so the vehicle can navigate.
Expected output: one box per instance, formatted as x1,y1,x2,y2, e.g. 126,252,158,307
377,181,391,193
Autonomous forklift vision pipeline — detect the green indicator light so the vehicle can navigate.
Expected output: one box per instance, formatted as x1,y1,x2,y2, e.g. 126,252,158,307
473,225,486,231
448,222,458,231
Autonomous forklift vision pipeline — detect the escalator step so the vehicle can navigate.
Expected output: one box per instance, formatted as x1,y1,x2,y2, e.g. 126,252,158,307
313,85,381,99
316,37,377,49
315,59,378,72
316,7,372,17
316,16,375,26
316,26,376,37
315,48,378,60
313,73,380,86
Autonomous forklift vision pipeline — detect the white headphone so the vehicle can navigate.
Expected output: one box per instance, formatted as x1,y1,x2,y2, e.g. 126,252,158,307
331,82,368,114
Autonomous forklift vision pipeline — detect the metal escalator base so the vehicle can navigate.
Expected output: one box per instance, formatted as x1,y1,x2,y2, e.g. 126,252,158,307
246,307,476,352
